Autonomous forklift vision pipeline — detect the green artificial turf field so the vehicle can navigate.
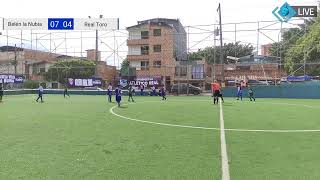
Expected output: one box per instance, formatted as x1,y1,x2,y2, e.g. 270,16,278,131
1,94,320,180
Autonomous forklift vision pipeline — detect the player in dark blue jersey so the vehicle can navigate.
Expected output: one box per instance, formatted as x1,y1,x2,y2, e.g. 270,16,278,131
0,84,4,103
115,85,122,107
140,84,144,96
151,85,156,96
236,84,243,101
160,86,167,100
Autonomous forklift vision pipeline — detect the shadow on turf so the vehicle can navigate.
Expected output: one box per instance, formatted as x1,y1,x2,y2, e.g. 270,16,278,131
103,149,112,155
118,106,128,109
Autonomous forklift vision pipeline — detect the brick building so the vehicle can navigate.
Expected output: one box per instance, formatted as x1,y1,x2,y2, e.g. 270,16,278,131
96,61,117,84
126,18,187,87
205,55,286,87
174,60,208,87
0,46,64,79
261,44,273,56
0,46,117,86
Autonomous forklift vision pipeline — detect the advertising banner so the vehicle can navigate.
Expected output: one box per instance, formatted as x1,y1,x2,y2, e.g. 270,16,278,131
0,74,25,83
119,76,162,88
67,78,103,87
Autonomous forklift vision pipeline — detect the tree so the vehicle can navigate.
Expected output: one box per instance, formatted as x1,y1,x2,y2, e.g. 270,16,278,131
269,28,304,59
190,42,254,64
284,16,320,75
268,19,318,57
188,49,205,61
120,59,135,76
44,60,95,83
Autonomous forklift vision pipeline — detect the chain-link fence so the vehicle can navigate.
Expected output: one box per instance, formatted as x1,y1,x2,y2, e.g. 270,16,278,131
2,18,319,95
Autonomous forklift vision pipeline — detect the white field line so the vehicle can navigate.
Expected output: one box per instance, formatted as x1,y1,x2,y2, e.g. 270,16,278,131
219,99,230,180
109,101,320,133
109,104,219,130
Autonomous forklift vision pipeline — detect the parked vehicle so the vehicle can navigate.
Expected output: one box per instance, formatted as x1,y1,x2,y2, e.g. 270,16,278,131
170,83,202,95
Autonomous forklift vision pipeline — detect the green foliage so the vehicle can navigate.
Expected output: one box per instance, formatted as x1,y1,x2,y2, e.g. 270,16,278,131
120,59,135,76
269,17,320,75
188,49,204,61
45,60,95,83
23,80,40,89
284,16,320,75
269,28,304,59
190,42,254,64
269,19,317,57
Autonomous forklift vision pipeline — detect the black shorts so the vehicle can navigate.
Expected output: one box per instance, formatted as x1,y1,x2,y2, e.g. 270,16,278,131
214,90,220,97
129,93,133,97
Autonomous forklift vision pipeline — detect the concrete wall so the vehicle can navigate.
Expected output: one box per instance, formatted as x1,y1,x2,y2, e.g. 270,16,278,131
221,82,320,99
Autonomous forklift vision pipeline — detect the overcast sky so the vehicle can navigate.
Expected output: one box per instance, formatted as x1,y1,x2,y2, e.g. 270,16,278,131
0,0,318,67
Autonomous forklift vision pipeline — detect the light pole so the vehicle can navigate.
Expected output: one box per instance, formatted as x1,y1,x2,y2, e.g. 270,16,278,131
89,15,103,77
217,3,224,84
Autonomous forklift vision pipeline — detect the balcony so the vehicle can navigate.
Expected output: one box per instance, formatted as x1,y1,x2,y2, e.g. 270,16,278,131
127,39,149,46
127,54,150,61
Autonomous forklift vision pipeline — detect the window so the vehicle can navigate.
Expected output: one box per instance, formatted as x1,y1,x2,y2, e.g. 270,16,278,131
153,29,161,36
141,61,149,70
153,61,161,68
32,65,45,74
175,67,187,76
39,67,46,73
153,45,161,52
141,31,149,39
32,67,38,74
141,46,149,55
192,65,204,79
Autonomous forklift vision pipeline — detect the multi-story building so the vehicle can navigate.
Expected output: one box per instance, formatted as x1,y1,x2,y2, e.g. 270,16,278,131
126,18,187,87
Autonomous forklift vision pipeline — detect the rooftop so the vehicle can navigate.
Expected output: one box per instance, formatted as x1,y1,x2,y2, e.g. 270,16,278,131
127,18,186,33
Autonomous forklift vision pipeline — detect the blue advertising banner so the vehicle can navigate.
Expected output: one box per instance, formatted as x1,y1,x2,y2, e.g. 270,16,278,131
287,75,312,82
119,76,162,88
0,74,25,83
67,78,103,87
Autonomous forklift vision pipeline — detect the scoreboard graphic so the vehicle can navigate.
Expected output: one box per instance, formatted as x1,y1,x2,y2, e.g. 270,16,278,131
2,18,119,30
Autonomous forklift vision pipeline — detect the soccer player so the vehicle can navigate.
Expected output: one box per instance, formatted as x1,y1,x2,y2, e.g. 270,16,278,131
128,85,135,102
36,84,44,103
151,85,156,96
140,84,144,96
218,90,225,103
107,83,113,103
0,84,3,103
248,86,256,101
115,85,122,107
160,86,167,100
236,84,243,101
63,84,70,98
211,81,221,104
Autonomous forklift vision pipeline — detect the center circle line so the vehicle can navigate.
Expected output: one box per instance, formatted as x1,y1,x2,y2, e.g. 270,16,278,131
109,100,320,133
